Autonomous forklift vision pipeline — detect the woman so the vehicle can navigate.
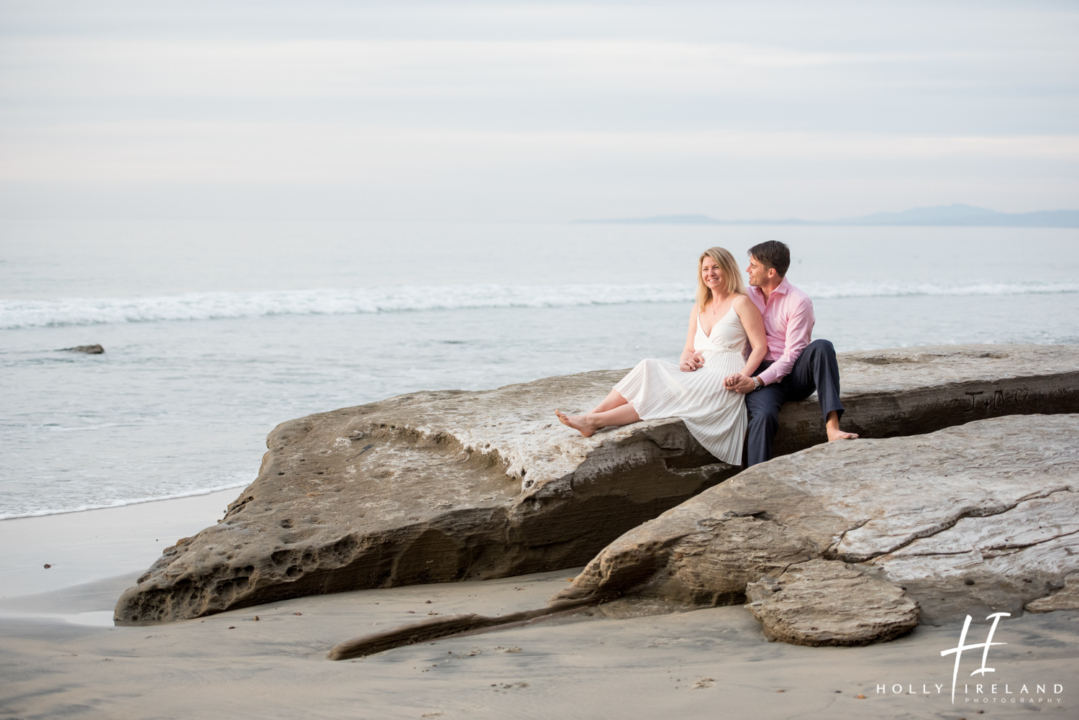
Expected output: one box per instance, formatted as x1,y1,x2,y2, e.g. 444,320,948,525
556,246,767,465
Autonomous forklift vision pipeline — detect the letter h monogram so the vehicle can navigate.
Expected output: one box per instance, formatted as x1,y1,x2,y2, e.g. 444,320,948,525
940,612,1010,703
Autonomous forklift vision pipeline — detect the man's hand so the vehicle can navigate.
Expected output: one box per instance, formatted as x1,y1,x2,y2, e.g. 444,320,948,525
724,373,757,394
679,352,705,372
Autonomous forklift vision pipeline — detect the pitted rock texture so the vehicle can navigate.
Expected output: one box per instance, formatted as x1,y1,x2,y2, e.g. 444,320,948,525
115,371,735,625
745,560,919,646
115,344,1079,625
553,415,1079,644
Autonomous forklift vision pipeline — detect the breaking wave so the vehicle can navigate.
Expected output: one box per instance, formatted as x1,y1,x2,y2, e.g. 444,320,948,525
2,280,1077,329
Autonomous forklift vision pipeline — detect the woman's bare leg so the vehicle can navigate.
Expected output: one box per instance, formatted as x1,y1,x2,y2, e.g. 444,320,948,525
556,403,640,438
592,403,640,429
590,389,629,414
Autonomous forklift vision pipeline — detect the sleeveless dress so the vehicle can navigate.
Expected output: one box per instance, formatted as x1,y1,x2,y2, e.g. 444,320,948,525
613,304,749,465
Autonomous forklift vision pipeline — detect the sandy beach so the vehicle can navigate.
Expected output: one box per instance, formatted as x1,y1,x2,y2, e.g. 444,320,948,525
1,493,1075,720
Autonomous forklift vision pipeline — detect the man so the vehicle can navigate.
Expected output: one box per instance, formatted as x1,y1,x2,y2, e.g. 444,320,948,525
724,240,857,466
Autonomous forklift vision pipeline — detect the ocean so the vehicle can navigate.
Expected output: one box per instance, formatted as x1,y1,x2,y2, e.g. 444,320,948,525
2,219,1078,520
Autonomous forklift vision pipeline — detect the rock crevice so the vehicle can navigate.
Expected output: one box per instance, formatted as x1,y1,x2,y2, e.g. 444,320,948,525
553,415,1079,643
116,345,1079,625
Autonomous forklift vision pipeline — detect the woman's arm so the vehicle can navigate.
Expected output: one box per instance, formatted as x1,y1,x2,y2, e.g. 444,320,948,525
733,295,767,378
679,304,704,372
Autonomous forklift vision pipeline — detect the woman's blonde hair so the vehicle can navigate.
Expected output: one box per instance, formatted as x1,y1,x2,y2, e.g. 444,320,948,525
696,246,746,312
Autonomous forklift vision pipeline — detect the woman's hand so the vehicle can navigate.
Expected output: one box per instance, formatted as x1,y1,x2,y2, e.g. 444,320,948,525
680,352,705,372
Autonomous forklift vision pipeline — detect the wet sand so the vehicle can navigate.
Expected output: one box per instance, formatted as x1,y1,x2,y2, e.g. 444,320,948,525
1,496,1076,720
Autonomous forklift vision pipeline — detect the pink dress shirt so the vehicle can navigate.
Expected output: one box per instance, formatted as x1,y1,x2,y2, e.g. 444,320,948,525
747,278,815,386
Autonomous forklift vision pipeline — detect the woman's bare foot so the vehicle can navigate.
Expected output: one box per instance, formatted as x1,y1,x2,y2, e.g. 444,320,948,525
555,410,597,438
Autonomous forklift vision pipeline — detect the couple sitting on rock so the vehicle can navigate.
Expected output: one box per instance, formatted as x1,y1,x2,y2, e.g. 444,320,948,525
556,240,857,466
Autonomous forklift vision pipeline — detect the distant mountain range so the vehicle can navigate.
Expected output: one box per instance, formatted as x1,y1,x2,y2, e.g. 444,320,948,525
578,204,1079,228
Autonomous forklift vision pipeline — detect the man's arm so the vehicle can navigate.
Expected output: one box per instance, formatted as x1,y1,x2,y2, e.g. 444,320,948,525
756,297,814,386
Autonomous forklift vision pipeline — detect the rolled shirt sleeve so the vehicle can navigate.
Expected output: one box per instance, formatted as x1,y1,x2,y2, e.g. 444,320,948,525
758,295,815,386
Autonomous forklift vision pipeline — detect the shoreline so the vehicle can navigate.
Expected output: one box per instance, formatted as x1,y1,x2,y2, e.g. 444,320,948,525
0,489,236,602
1,481,1076,719
3,364,1079,717
0,481,249,523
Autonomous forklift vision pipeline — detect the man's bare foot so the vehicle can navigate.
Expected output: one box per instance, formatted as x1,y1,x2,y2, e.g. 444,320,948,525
555,410,596,438
825,411,857,442
827,426,859,442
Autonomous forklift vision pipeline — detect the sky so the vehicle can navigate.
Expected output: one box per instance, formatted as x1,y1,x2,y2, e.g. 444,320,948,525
0,0,1077,221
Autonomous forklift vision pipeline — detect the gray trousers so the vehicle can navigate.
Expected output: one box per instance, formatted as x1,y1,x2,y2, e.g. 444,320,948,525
745,339,844,467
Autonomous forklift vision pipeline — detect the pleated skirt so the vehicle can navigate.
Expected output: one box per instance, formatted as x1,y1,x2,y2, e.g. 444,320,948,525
613,350,746,465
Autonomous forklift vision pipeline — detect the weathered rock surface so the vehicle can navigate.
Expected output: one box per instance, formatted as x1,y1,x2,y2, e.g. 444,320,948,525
772,344,1079,456
553,415,1079,644
1026,574,1079,613
745,560,919,646
116,372,736,625
116,344,1079,625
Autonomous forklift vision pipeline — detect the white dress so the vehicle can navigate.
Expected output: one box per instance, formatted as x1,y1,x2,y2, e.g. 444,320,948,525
614,305,748,465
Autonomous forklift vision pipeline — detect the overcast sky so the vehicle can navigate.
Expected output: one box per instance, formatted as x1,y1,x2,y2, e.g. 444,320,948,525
1,0,1076,221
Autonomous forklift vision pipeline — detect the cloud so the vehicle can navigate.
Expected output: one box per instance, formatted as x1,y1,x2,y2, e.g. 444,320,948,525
3,120,1077,184
1,38,986,103
0,0,1076,219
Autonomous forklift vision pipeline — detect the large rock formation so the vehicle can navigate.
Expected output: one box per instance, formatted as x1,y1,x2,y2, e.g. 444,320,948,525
116,371,735,625
116,344,1079,624
553,414,1079,645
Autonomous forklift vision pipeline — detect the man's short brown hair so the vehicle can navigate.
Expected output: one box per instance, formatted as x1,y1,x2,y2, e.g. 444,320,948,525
748,240,790,277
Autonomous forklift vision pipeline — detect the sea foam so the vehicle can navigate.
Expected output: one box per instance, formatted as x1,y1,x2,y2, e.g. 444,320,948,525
0,480,250,521
2,281,1077,330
